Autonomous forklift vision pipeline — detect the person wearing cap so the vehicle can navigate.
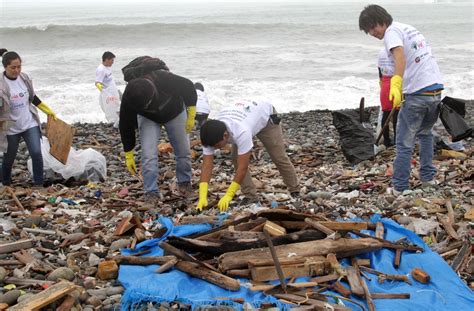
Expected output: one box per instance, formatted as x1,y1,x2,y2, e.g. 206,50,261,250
196,98,299,212
119,69,197,203
194,82,210,128
95,51,116,92
0,50,57,187
359,5,443,195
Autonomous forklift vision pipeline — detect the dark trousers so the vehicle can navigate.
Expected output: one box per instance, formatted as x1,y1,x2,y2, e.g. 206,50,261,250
382,110,399,147
2,126,43,186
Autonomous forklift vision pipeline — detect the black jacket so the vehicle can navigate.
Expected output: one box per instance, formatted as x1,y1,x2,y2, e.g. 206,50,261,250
119,70,196,152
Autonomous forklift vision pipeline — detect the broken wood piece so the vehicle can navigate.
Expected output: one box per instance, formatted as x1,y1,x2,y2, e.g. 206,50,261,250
192,214,254,240
0,239,34,254
226,269,251,278
304,218,339,239
22,228,56,235
175,261,240,291
437,213,460,240
287,281,319,289
411,268,430,284
371,293,410,299
375,222,384,239
264,221,287,237
219,230,264,240
249,257,330,282
360,266,412,285
8,280,77,311
159,241,219,272
56,293,77,311
394,249,402,268
356,259,371,267
331,281,351,297
273,293,351,311
248,256,306,267
351,230,423,252
360,275,376,311
155,256,178,273
6,187,24,211
451,242,472,272
13,249,54,273
113,255,176,266
346,266,364,296
263,229,287,291
326,253,346,277
249,283,278,292
218,238,383,272
3,277,53,287
310,273,339,284
275,221,370,231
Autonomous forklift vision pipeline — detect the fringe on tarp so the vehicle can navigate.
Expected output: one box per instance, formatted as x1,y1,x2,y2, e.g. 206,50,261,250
121,288,291,311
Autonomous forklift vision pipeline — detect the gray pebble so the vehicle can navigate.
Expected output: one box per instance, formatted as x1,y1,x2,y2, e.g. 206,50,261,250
47,267,75,281
0,267,7,282
0,289,21,305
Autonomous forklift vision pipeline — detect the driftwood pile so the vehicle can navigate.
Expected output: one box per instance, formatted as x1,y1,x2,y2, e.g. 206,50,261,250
114,208,426,310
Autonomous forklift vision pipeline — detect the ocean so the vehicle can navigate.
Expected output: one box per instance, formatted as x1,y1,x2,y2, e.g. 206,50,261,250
1,1,473,123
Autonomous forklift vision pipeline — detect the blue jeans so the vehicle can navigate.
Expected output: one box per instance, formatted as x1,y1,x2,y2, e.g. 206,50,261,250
392,94,441,191
138,110,191,194
2,126,43,185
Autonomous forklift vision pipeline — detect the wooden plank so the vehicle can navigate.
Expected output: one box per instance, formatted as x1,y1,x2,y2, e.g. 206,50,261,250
3,277,53,287
310,273,339,284
8,281,77,311
0,239,34,254
248,256,306,267
346,266,364,296
375,222,384,239
305,218,338,239
263,229,287,291
159,241,218,272
219,230,264,240
46,116,75,164
276,221,370,231
113,255,176,266
263,221,287,237
327,253,346,277
6,188,24,211
451,242,472,272
175,261,240,291
218,238,383,272
249,258,330,282
394,249,402,268
371,293,410,299
155,257,178,273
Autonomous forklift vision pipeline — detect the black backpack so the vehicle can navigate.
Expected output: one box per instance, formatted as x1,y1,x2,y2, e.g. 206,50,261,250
122,56,169,82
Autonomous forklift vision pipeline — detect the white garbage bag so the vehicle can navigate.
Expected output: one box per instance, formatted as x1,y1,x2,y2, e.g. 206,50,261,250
27,137,107,181
99,85,120,124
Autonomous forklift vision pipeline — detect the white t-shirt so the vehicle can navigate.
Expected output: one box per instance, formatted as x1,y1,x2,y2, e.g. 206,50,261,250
5,77,38,135
203,98,274,156
384,22,443,94
378,47,395,77
95,64,116,89
196,89,210,114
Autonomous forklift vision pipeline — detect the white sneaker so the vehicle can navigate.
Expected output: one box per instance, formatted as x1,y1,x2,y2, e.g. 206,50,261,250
421,180,438,189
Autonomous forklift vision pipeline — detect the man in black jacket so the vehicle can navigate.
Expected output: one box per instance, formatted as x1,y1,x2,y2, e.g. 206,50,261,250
119,70,197,202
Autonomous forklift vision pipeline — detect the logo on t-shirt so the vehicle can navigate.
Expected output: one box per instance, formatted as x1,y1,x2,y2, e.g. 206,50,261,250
411,40,425,50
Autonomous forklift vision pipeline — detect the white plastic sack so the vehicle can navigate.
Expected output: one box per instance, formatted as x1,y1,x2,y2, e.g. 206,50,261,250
27,137,107,181
99,85,120,124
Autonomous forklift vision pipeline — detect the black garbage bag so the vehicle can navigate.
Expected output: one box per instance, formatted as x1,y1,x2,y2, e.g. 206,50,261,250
439,96,472,142
332,110,375,164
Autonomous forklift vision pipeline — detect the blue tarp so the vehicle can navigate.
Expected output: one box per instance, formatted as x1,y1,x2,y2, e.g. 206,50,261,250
119,215,474,310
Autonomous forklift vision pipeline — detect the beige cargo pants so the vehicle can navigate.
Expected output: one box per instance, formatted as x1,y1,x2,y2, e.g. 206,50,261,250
231,111,298,199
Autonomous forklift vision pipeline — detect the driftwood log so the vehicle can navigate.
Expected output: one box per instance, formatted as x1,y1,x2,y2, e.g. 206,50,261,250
168,230,326,255
218,238,383,272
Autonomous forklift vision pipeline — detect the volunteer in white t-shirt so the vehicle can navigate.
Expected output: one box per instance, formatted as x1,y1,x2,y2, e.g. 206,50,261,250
194,82,210,128
95,51,116,91
0,51,57,186
196,98,299,212
360,5,444,195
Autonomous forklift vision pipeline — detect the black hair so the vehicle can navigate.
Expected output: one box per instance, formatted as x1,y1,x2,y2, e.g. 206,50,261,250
0,49,8,57
2,51,21,68
359,4,393,33
102,51,116,62
200,119,226,147
194,82,204,92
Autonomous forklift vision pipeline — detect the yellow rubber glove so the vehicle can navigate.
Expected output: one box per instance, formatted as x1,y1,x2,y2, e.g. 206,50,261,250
389,75,403,109
218,181,240,212
125,151,137,175
185,106,197,133
196,182,209,212
37,102,57,120
95,82,104,92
